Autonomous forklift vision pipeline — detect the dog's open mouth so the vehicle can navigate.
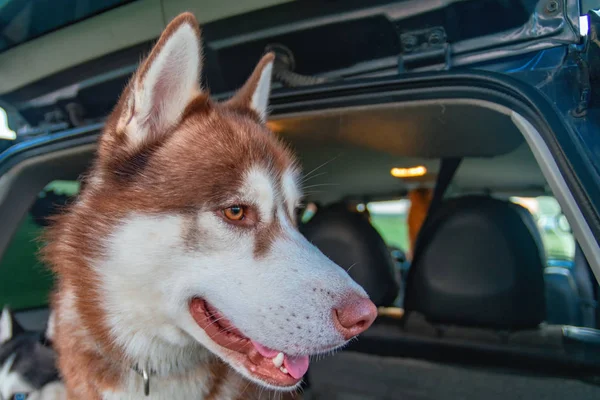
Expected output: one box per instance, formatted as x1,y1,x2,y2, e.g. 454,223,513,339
189,298,309,387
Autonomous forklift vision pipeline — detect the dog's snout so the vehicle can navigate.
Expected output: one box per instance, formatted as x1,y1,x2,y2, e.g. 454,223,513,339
332,295,377,340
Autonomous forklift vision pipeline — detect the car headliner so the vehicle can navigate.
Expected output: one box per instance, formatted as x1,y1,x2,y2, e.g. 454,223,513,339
273,100,545,203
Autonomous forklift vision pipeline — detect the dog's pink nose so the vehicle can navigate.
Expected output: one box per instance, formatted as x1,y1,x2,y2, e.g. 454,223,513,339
333,295,377,339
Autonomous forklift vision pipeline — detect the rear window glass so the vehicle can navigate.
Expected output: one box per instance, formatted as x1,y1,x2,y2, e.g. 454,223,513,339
0,0,137,53
0,180,79,310
367,200,410,252
511,196,575,262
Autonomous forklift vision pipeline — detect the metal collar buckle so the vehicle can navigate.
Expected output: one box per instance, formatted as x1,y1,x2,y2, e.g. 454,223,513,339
132,364,151,396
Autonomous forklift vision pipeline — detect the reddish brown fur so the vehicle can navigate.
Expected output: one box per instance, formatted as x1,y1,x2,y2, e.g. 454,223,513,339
43,12,300,399
204,361,229,400
224,52,275,120
254,219,282,258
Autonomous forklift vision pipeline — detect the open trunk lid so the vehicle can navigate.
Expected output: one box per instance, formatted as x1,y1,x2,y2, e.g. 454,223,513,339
0,0,585,137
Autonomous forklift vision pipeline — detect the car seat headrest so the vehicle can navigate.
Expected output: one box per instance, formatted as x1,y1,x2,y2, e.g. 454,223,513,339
405,196,546,330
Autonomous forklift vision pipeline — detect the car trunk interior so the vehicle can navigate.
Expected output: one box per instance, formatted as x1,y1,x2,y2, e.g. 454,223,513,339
1,96,599,399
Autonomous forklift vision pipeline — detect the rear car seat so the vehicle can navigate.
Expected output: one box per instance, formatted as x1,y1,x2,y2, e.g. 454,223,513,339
389,196,600,363
300,203,400,307
305,196,600,400
356,196,566,363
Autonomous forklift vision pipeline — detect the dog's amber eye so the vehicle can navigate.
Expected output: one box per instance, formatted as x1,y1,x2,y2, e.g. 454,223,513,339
224,205,245,221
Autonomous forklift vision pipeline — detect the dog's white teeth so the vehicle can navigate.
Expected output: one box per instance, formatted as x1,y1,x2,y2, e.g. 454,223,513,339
280,367,289,374
272,352,284,368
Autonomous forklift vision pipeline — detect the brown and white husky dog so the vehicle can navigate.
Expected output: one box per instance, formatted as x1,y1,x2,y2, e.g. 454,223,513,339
43,12,377,400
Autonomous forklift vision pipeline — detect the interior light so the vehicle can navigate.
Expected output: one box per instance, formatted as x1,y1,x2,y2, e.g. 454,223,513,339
390,166,427,178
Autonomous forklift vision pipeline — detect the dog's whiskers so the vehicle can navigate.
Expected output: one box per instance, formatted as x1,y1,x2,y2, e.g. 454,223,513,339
301,190,324,197
203,315,229,331
302,183,340,190
240,379,253,398
239,341,253,350
302,155,341,182
300,171,328,184
208,326,238,340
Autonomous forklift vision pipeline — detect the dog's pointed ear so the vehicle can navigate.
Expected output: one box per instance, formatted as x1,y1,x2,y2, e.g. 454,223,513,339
225,52,275,123
0,306,24,344
117,12,202,147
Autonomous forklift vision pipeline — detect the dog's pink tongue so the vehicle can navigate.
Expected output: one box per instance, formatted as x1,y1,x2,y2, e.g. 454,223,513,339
283,355,310,379
251,341,310,379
